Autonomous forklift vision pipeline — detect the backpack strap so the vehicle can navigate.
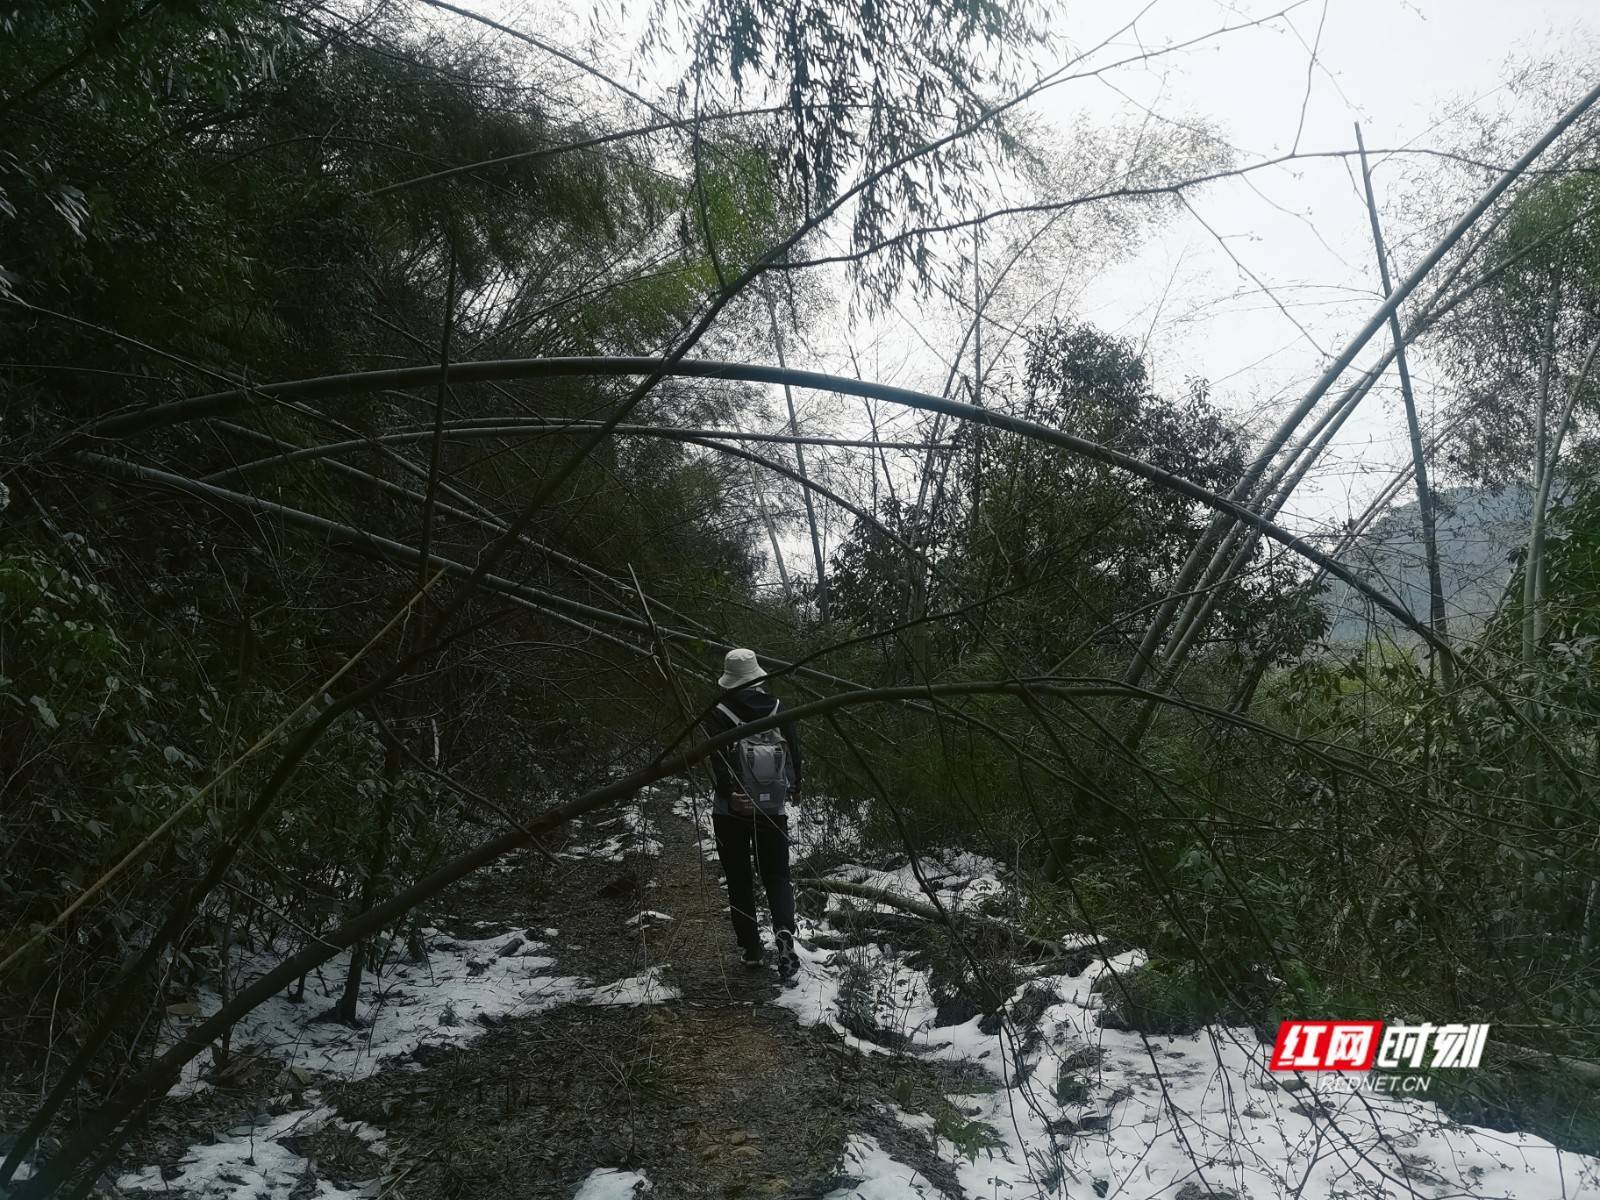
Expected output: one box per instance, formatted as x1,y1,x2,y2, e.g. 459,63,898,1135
712,703,746,780
714,700,778,725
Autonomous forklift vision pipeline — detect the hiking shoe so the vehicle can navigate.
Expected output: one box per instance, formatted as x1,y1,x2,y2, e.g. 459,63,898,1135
775,930,800,980
740,946,766,970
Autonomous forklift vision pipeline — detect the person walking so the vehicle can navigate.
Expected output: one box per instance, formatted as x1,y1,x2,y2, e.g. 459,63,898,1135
703,648,802,981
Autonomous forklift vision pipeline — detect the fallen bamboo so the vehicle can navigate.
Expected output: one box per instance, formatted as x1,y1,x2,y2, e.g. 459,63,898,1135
795,875,1122,966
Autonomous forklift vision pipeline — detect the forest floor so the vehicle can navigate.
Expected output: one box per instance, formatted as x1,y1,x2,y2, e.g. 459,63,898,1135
25,782,1600,1200
103,785,976,1199
319,791,968,1199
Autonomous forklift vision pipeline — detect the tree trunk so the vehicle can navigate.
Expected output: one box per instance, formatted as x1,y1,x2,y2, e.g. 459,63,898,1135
1522,291,1560,689
1521,321,1600,850
1520,289,1562,827
1521,309,1600,673
335,733,400,1025
750,464,794,603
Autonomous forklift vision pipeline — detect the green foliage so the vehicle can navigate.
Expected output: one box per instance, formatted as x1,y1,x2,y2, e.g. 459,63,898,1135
1443,171,1600,484
822,324,1325,882
1092,958,1232,1036
0,547,202,913
931,1101,1001,1163
667,0,1046,300
831,322,1321,671
0,0,781,1103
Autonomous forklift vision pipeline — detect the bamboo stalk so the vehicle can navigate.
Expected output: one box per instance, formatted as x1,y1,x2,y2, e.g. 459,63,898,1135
797,875,1112,962
1119,78,1600,695
766,292,830,621
1143,194,1599,708
1356,124,1467,753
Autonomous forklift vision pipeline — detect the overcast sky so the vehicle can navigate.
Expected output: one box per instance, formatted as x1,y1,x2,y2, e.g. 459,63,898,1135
510,0,1596,555
1027,0,1595,532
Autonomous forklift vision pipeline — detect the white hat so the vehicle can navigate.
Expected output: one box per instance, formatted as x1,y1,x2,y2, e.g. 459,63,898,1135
718,647,767,690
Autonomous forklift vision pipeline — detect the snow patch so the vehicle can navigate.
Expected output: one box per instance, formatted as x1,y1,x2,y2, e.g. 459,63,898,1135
3,1157,35,1184
562,797,663,861
162,931,676,1097
117,1098,381,1199
828,852,1007,917
625,910,675,928
823,1134,952,1200
573,1166,653,1198
702,797,1572,1198
779,904,1600,1198
564,965,678,1008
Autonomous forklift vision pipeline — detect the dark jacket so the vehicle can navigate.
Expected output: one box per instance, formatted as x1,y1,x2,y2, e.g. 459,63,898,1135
702,687,802,815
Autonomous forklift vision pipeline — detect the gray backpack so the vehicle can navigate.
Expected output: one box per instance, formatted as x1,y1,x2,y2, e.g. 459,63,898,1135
716,700,790,815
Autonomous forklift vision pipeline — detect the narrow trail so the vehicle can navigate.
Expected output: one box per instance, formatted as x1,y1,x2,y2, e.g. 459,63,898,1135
98,779,964,1200
603,786,961,1198
81,783,1595,1200
259,784,968,1200
613,790,862,1197
648,789,779,1010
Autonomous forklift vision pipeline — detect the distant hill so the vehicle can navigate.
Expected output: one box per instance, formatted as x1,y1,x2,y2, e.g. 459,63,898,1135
1321,486,1530,644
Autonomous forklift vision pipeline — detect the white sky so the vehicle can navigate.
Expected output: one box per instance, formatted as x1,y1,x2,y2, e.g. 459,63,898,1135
496,0,1595,558
1022,0,1595,532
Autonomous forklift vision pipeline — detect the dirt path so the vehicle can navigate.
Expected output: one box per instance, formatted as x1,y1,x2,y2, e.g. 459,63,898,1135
306,786,966,1199
106,786,1600,1200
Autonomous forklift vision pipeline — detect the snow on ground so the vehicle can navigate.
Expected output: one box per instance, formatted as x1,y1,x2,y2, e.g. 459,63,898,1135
153,790,689,1101
717,806,1600,1198
119,919,675,1196
117,1096,384,1199
609,783,1600,1198
3,1160,33,1184
626,909,675,928
780,918,1600,1199
160,929,677,1097
572,1167,654,1198
560,792,663,861
824,1135,952,1200
108,796,689,1200
671,786,716,846
105,782,1600,1200
777,928,941,1058
827,852,1007,916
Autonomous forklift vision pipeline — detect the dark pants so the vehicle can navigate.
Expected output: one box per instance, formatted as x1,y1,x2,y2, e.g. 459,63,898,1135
712,811,795,953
